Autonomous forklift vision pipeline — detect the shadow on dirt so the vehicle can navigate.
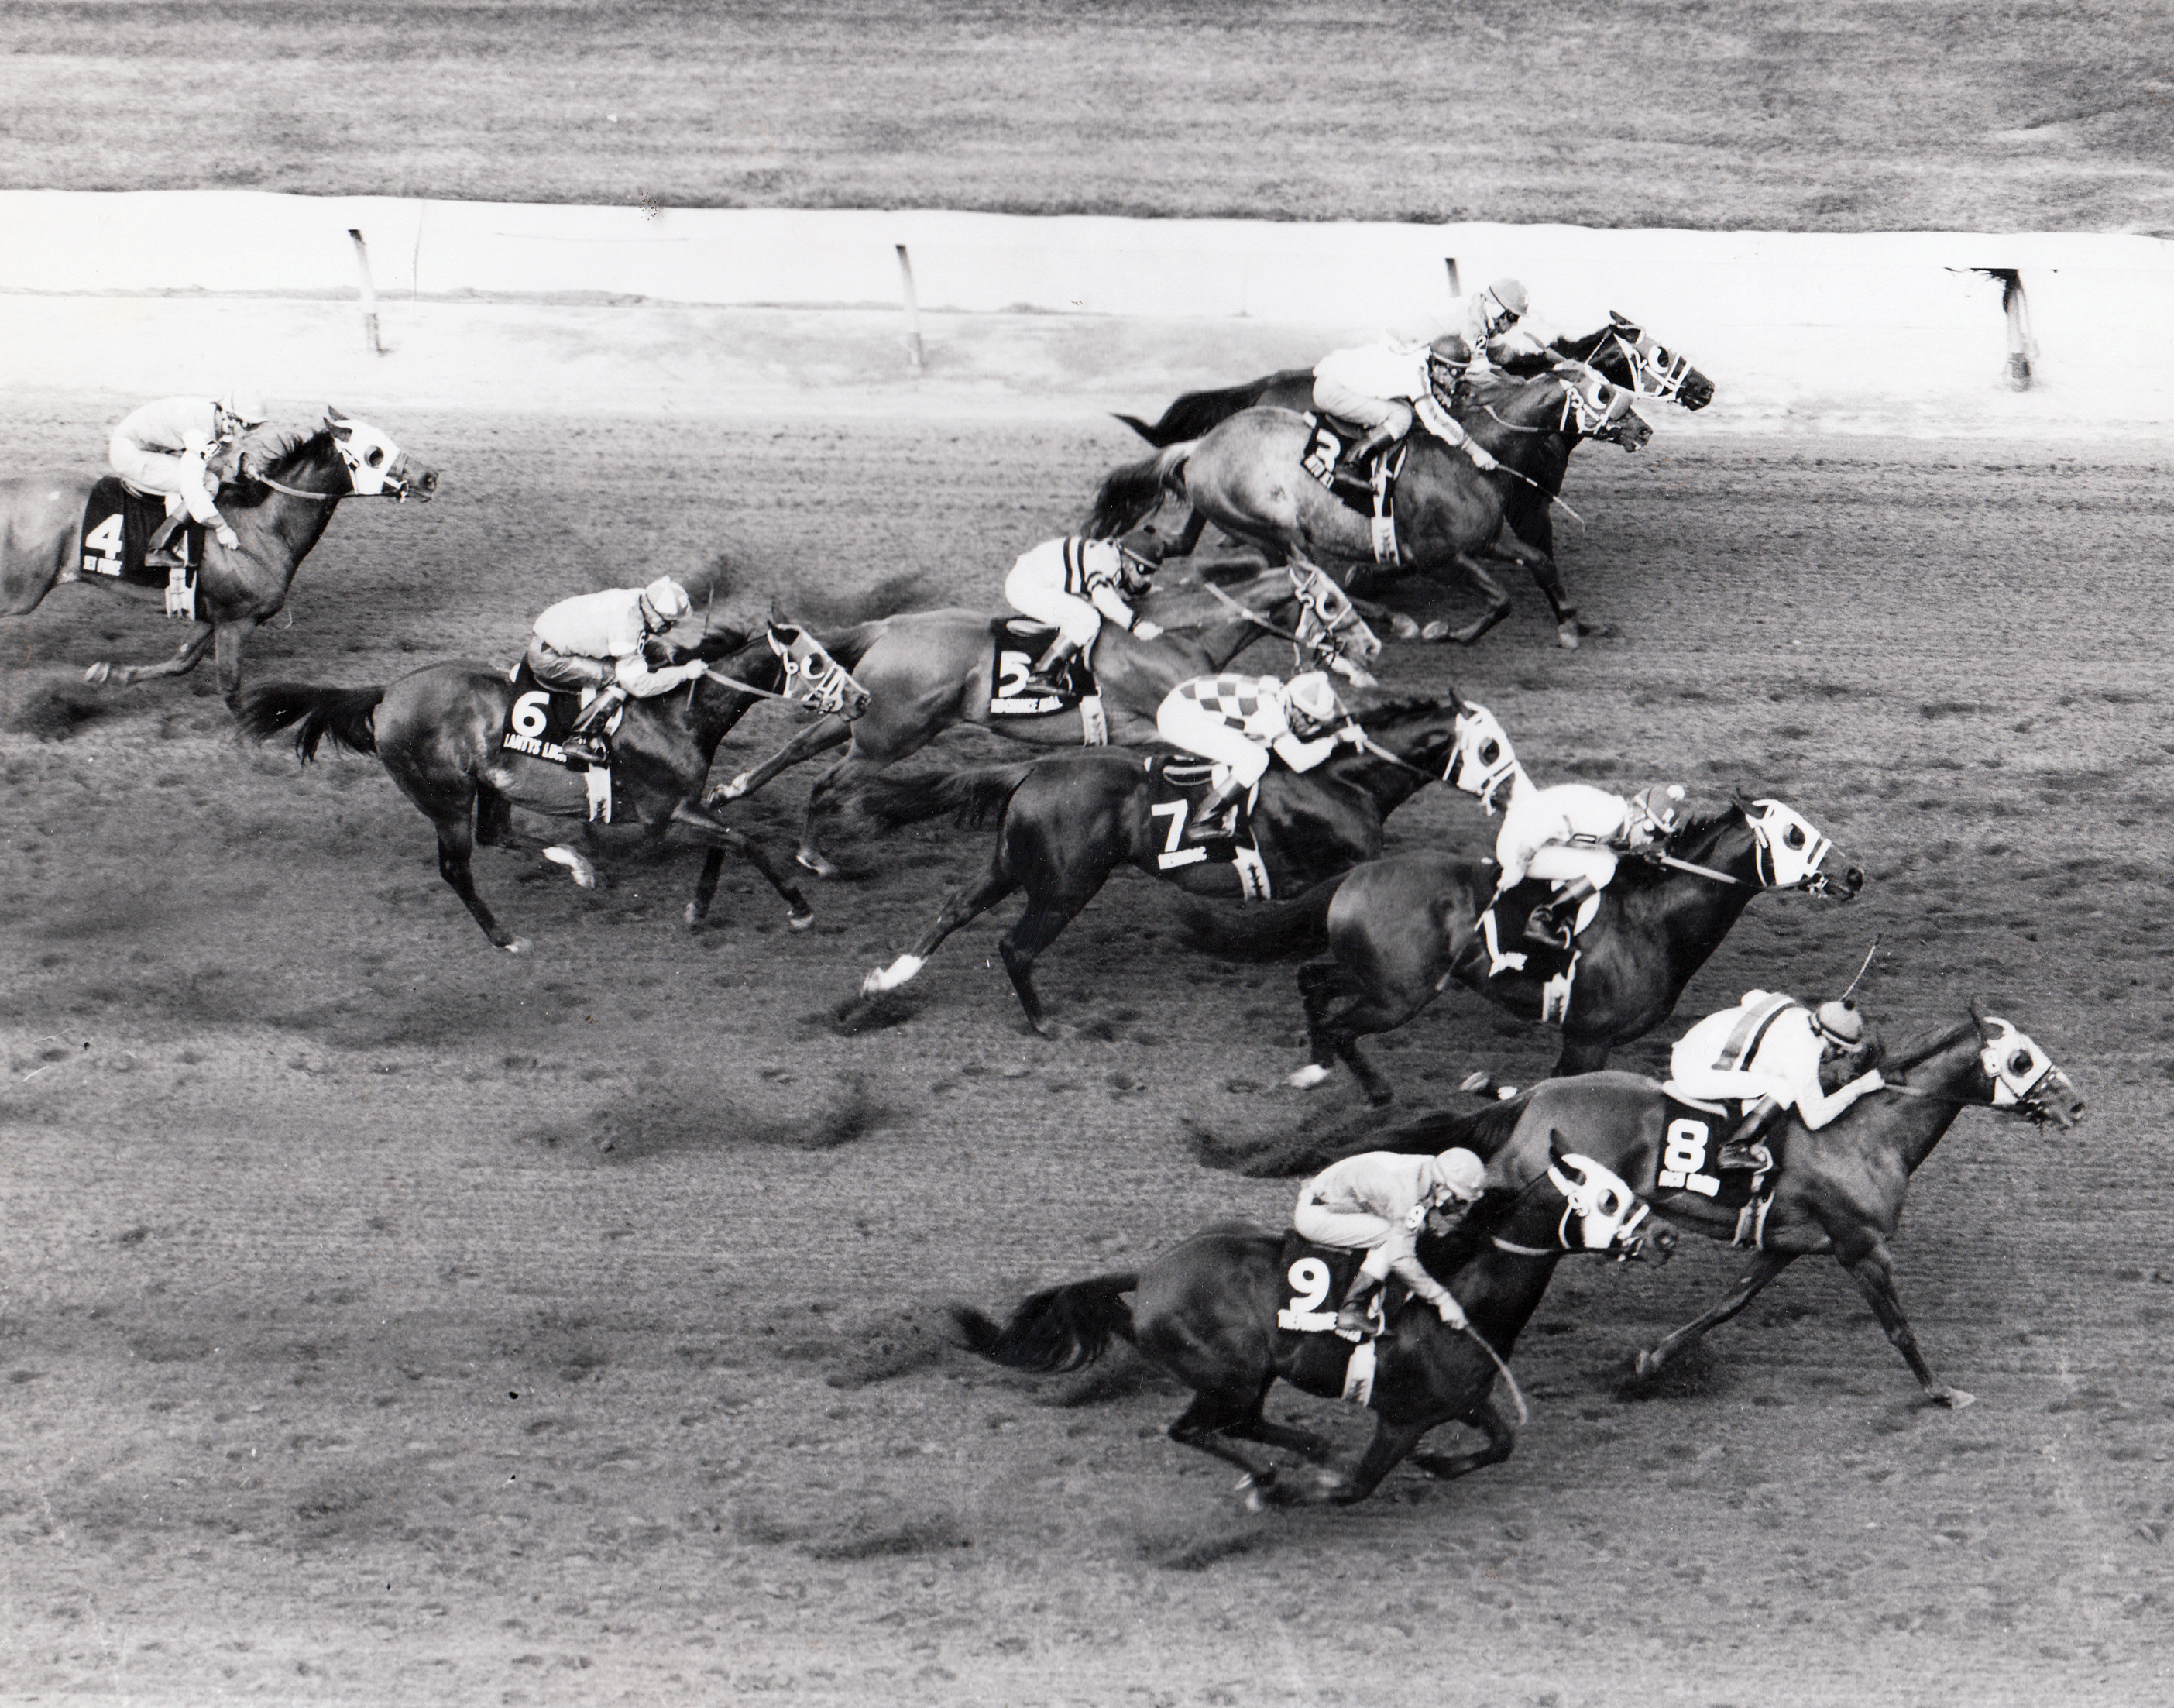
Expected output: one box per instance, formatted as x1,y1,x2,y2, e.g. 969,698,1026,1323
523,1071,895,1160
1183,1098,1411,1179
1,670,120,741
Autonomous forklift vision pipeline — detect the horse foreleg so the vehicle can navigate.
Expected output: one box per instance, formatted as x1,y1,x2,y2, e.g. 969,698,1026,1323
213,617,262,709
668,802,813,930
860,861,1018,996
1166,1387,1285,1491
796,749,888,878
1419,552,1513,646
1489,531,1582,650
1835,1235,1973,1408
997,886,1100,1038
91,619,214,690
714,714,852,803
685,848,728,930
1290,959,1403,1106
1633,1248,1798,1381
1410,1397,1516,1481
1300,1414,1428,1506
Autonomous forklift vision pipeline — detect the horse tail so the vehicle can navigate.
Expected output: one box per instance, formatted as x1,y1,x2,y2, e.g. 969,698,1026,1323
951,1271,1139,1373
1114,376,1284,446
1375,1085,1537,1160
236,682,385,763
849,760,1039,830
1083,442,1192,538
1175,875,1341,961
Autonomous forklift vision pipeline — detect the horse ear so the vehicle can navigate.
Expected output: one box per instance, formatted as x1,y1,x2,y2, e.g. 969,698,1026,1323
325,405,349,428
1729,787,1757,816
1969,1000,1991,1039
1546,1128,1575,1172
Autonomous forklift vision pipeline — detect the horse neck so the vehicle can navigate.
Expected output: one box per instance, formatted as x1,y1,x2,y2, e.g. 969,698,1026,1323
1189,613,1269,672
1452,1243,1563,1360
691,640,781,755
240,439,344,562
1875,1026,1985,1175
1469,380,1575,478
1619,818,1763,978
1341,723,1450,814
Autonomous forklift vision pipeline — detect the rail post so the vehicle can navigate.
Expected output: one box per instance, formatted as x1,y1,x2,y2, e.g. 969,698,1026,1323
895,243,924,371
346,228,386,356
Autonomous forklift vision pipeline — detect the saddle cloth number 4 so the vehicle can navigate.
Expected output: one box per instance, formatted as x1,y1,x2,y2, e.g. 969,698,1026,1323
1278,1257,1337,1331
1657,1117,1720,1198
81,512,125,577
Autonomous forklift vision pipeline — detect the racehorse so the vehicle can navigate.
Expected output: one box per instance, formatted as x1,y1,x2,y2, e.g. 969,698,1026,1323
712,562,1382,876
1192,791,1862,1101
1377,1009,2084,1407
1083,366,1651,650
0,409,438,707
848,695,1465,1036
952,1136,1670,1507
235,623,867,952
1109,316,1712,638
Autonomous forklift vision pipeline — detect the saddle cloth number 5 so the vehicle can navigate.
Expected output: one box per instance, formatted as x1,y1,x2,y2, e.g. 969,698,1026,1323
1657,1116,1720,1198
1278,1256,1337,1331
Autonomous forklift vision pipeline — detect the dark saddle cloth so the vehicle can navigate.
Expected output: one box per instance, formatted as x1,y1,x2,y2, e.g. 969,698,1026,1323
1456,866,1580,985
77,476,203,588
1652,1089,1778,1211
987,617,1097,715
1298,413,1415,514
500,660,602,769
1272,1231,1417,1394
1142,755,1259,868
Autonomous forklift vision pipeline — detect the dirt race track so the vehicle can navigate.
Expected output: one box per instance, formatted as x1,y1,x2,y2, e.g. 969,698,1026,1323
3,387,2172,1706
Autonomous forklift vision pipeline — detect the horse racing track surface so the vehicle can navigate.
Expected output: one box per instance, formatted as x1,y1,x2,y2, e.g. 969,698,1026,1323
2,396,2171,1704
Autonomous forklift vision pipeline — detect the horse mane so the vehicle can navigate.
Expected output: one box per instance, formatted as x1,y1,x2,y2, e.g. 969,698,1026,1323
1350,692,1458,729
1609,800,1742,891
689,624,754,662
1884,1016,1978,1075
221,428,334,509
1417,1183,1526,1277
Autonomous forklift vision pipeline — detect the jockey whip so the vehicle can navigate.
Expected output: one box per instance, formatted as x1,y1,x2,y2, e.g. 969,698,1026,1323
1459,1324,1530,1426
1200,579,1304,644
686,584,716,712
1839,935,1882,1002
1645,851,1745,886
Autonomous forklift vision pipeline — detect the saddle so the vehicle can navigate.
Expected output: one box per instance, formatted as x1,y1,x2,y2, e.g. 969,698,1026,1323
1650,1088,1779,1216
1297,415,1407,563
499,662,621,821
1144,757,1272,899
76,476,205,617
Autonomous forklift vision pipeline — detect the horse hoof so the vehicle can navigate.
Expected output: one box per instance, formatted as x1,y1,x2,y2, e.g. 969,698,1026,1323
543,846,597,889
682,903,706,931
720,774,752,801
1555,624,1582,651
1931,1388,1976,1411
795,851,839,878
1419,620,1451,644
502,936,530,956
1286,1063,1332,1089
787,909,816,933
1389,614,1422,641
1632,1349,1661,1380
84,662,112,686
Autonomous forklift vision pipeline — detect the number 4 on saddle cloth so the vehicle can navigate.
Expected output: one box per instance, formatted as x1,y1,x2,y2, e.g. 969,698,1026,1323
74,477,205,620
987,618,1108,742
1145,757,1273,901
499,661,625,824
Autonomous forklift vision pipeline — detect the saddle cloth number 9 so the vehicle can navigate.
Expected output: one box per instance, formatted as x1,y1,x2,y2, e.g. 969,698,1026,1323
1278,1256,1338,1331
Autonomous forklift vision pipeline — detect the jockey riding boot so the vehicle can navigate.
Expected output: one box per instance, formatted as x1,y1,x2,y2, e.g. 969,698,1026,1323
1716,1098,1783,1173
1021,639,1079,695
1184,775,1247,844
1334,1273,1388,1339
1334,424,1398,486
1524,878,1598,949
142,510,186,570
562,685,624,767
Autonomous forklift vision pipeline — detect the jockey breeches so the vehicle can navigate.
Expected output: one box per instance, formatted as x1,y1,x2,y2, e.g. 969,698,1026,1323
1668,1064,1794,1108
1516,844,1619,892
1310,373,1412,438
1156,696,1270,786
1004,563,1103,649
525,637,617,692
108,438,221,524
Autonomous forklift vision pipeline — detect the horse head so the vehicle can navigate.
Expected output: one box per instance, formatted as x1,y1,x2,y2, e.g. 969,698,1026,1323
1602,311,1716,411
766,621,871,721
1727,792,1863,897
1543,1136,1673,1263
1553,363,1653,452
1967,1007,2086,1129
1286,564,1381,686
325,406,438,501
1442,699,1523,810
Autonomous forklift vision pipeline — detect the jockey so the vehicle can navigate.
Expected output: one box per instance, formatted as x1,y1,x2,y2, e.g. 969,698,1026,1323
525,576,704,764
1500,779,1689,950
1310,332,1500,483
108,388,269,568
1420,277,1564,373
1004,534,1166,692
1670,991,1887,1171
1293,1147,1489,1338
1154,668,1363,844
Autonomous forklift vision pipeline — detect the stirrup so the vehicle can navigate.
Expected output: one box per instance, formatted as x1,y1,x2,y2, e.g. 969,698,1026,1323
1334,1300,1382,1340
1186,804,1239,844
560,732,610,766
1716,1140,1773,1174
1523,907,1571,950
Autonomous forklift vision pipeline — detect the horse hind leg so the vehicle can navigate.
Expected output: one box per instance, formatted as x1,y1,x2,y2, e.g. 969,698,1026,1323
859,859,1018,997
1420,552,1513,647
667,801,814,930
1410,1397,1517,1482
88,619,215,689
996,884,1103,1038
1166,1383,1287,1493
1633,1248,1798,1383
432,805,525,954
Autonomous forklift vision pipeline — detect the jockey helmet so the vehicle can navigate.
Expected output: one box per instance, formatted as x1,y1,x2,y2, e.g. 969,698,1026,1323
1427,1147,1487,1201
641,577,694,629
1427,335,1473,394
1814,998,1866,1049
1632,783,1688,838
218,387,269,428
1481,278,1529,336
1284,670,1341,732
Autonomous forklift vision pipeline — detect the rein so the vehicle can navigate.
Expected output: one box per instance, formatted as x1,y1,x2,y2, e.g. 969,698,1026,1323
1646,851,1746,886
1355,730,1447,782
1201,579,1306,645
701,668,798,703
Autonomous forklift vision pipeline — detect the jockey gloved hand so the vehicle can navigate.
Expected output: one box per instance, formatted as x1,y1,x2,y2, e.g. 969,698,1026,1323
1133,620,1163,641
1468,444,1500,473
1339,721,1368,747
1431,1292,1468,1331
213,524,239,550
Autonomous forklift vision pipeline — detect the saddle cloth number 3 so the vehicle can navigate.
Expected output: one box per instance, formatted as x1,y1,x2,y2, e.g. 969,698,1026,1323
1657,1117,1720,1198
1278,1257,1337,1331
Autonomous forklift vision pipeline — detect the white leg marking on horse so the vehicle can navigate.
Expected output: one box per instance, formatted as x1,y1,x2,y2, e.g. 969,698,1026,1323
1287,1063,1332,1089
84,662,112,686
542,846,597,889
720,772,752,800
862,954,924,994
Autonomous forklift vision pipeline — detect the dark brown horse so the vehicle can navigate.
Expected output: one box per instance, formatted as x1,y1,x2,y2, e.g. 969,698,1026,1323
236,623,867,952
847,695,1467,1036
1190,792,1862,1100
713,562,1380,877
953,1137,1670,1507
0,409,438,707
1376,1009,2085,1407
1084,366,1650,650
